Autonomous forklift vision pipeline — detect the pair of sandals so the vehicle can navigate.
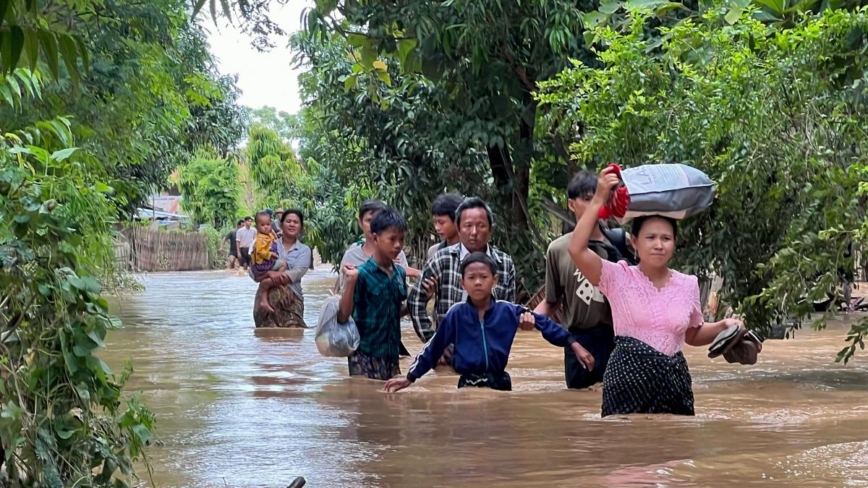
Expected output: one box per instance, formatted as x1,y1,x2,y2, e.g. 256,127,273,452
708,324,763,365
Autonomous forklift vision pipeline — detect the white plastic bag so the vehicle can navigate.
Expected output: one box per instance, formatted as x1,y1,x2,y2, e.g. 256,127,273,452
315,296,361,357
619,163,715,222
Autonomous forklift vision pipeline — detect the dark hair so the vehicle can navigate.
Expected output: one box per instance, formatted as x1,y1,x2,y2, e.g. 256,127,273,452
281,209,304,228
567,171,597,200
358,199,387,220
254,211,271,224
630,215,678,239
460,252,498,277
370,206,407,235
244,216,253,222
236,219,244,226
432,193,465,221
455,197,493,226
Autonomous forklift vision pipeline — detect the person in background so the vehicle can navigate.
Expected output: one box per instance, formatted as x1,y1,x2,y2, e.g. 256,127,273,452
427,193,464,262
535,171,621,390
235,216,256,271
385,253,587,393
408,197,516,366
334,199,421,295
273,208,284,237
338,207,410,381
568,167,746,417
223,219,244,270
250,209,313,328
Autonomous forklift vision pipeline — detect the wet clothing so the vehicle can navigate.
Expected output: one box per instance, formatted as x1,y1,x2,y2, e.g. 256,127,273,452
348,350,401,380
239,247,251,267
565,325,614,389
458,371,512,391
409,244,515,344
406,299,575,389
602,336,694,417
348,258,407,380
226,230,238,257
544,234,619,389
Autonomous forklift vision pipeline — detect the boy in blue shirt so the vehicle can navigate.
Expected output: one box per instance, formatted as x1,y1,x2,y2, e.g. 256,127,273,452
338,207,409,381
384,252,588,392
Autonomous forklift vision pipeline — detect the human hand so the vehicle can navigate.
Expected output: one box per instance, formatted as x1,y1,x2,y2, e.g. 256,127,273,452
594,166,622,204
383,377,412,393
343,264,359,280
518,312,536,331
571,342,595,371
422,277,437,301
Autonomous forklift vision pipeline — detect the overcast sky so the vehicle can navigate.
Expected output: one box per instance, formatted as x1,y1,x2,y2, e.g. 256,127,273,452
204,1,314,115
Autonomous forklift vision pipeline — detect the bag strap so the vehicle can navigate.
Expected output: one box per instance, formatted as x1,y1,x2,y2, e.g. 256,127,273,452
600,225,637,265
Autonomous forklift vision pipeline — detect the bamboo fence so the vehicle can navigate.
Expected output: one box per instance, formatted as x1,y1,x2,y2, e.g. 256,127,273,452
120,227,210,272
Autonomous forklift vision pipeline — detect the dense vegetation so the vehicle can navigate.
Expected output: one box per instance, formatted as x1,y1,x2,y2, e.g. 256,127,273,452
203,0,868,361
1,0,244,485
4,0,868,484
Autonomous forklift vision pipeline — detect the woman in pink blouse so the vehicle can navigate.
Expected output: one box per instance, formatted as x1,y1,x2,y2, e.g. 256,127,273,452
568,167,745,416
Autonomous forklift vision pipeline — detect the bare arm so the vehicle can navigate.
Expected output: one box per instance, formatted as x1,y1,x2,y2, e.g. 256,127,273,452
533,300,554,317
568,168,621,287
337,271,358,324
685,319,740,347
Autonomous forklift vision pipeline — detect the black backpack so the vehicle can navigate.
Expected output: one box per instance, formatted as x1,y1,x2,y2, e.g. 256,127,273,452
600,226,638,265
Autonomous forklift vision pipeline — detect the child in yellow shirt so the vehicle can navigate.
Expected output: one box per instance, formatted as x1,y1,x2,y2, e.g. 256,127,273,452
251,211,286,313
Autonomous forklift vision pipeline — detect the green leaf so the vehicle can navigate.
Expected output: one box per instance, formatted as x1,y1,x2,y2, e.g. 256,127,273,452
86,328,106,348
725,7,743,24
13,214,29,223
73,35,89,73
192,0,208,17
58,35,79,85
60,333,78,374
23,28,38,71
397,38,418,66
376,69,391,87
753,0,785,15
0,85,13,108
344,74,357,90
347,33,369,48
599,0,624,14
0,0,9,24
583,11,608,28
50,147,78,162
8,26,24,72
37,30,59,80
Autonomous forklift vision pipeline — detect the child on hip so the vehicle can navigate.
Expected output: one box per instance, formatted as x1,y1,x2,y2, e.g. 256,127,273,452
251,211,286,313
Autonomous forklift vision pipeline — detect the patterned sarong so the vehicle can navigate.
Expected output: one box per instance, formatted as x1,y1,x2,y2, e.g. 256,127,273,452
601,336,695,417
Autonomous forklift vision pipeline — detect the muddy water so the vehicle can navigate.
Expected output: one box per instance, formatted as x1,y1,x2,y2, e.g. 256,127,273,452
105,269,868,488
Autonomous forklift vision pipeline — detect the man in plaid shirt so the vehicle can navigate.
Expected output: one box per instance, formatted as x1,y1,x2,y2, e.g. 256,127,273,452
408,197,516,364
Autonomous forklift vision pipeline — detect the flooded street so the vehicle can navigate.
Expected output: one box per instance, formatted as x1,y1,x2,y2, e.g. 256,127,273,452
105,269,868,488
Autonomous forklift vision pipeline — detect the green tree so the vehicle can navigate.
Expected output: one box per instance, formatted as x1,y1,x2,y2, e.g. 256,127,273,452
0,70,154,487
178,151,242,228
537,7,868,359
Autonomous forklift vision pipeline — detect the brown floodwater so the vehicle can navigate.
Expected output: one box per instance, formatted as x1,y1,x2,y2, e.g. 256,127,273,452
104,269,868,488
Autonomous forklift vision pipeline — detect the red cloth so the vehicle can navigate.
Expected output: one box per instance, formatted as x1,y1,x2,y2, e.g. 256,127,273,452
598,163,631,219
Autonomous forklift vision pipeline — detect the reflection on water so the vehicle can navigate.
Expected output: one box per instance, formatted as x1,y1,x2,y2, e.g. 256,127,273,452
105,270,868,488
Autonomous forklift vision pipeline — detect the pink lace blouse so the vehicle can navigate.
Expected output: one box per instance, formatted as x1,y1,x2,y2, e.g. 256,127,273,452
598,260,704,356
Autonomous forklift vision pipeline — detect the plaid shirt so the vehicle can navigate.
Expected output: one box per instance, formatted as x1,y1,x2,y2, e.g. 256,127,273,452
353,258,408,358
409,243,516,342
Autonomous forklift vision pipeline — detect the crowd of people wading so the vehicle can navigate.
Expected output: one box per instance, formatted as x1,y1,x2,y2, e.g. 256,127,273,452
226,165,763,417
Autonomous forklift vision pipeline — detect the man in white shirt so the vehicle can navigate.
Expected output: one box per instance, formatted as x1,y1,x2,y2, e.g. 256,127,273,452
235,217,257,270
